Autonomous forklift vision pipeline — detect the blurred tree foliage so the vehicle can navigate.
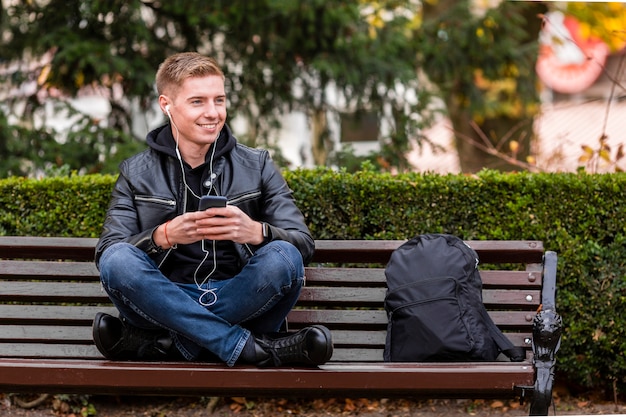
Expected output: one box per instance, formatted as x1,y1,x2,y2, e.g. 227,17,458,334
0,0,427,176
420,0,546,172
1,0,549,176
565,2,626,53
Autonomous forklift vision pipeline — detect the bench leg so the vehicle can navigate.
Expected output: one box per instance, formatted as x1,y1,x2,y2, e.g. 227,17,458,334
529,308,563,416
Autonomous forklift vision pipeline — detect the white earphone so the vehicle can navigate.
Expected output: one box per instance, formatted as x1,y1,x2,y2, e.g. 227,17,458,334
165,104,171,117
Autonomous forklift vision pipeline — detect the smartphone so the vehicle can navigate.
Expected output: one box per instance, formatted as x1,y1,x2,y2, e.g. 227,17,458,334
198,195,227,211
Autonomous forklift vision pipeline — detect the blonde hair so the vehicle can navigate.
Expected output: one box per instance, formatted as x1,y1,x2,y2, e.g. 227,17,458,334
156,52,225,97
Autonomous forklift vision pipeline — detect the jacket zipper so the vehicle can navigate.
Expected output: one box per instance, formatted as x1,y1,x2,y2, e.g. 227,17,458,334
134,196,176,206
228,191,261,205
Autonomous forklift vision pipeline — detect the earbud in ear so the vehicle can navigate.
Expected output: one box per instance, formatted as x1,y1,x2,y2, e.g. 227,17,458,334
165,104,171,117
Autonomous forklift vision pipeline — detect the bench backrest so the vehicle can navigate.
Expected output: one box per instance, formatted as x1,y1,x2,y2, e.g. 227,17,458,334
0,237,546,362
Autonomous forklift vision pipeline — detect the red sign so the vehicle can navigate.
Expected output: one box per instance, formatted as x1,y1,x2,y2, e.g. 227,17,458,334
536,11,609,94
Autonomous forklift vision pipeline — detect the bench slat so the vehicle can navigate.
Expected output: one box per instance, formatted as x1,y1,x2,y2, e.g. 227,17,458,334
288,310,537,328
0,259,543,287
0,237,545,264
0,282,541,309
0,358,535,397
0,306,535,330
0,327,389,347
0,327,532,348
0,325,91,343
0,305,118,324
328,331,532,351
291,288,541,308
0,344,381,362
0,237,99,260
304,268,543,289
0,282,109,303
312,240,544,264
0,344,101,359
0,260,99,280
0,262,543,290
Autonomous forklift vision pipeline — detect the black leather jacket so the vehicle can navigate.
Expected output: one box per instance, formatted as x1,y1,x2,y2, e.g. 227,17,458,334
95,124,315,272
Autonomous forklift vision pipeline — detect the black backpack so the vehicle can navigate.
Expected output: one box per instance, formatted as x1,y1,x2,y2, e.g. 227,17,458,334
383,234,525,362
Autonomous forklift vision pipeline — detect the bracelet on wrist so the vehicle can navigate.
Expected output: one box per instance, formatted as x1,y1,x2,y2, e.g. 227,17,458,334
164,220,176,249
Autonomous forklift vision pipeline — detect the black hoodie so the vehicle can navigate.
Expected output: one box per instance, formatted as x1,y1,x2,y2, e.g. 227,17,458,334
148,124,240,282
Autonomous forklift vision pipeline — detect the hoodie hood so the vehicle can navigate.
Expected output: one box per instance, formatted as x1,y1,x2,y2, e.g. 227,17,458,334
146,123,237,163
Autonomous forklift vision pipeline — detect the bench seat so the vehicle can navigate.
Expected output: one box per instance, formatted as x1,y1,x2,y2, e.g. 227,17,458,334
0,358,535,397
0,236,561,415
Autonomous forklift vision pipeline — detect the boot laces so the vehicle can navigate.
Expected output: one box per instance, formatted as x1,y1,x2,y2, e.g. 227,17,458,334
120,323,169,357
259,330,309,366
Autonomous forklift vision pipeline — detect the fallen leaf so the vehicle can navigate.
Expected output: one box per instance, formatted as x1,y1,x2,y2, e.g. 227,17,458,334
491,400,505,408
344,398,356,411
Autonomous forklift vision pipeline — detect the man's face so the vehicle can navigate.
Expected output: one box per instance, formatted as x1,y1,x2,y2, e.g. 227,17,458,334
166,75,227,149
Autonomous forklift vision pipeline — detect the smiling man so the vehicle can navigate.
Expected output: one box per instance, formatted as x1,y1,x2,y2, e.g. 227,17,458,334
92,52,332,367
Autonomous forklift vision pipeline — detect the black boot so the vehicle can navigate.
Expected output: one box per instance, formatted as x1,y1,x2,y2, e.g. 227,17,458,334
92,312,181,361
254,325,333,367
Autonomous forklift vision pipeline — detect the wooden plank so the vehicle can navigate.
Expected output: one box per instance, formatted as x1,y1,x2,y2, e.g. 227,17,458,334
321,330,530,350
311,240,404,263
288,309,387,326
298,287,386,305
0,282,108,303
0,344,101,359
0,343,385,363
0,325,93,342
287,309,536,329
324,348,382,362
304,268,543,289
0,358,535,397
0,305,536,330
298,287,541,308
0,305,117,324
0,338,531,363
0,328,532,354
330,347,531,362
0,236,99,261
330,330,385,346
479,270,542,288
0,260,96,279
0,237,546,264
467,241,544,263
304,267,387,285
482,289,541,308
0,260,99,280
0,282,541,308
0,327,387,348
311,240,544,264
0,262,542,290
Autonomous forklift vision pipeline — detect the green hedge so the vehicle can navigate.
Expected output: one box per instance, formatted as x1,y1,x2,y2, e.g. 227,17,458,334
2,168,626,397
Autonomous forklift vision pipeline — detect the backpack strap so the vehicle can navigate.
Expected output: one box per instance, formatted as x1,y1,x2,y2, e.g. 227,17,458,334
479,307,526,362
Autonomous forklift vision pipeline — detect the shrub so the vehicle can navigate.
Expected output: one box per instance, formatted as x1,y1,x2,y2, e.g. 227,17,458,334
2,168,626,396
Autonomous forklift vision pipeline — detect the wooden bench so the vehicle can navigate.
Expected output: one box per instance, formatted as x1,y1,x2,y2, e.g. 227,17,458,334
0,236,562,416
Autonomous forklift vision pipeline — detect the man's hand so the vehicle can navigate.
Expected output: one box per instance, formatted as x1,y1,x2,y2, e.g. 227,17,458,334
195,206,264,245
153,206,264,249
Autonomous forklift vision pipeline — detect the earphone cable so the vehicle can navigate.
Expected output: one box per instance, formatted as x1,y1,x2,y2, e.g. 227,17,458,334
170,115,220,306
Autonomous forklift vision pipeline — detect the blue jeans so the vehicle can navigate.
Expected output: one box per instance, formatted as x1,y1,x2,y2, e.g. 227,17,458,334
98,241,305,366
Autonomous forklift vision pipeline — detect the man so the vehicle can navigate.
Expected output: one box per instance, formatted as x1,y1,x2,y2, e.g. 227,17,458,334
92,52,332,367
